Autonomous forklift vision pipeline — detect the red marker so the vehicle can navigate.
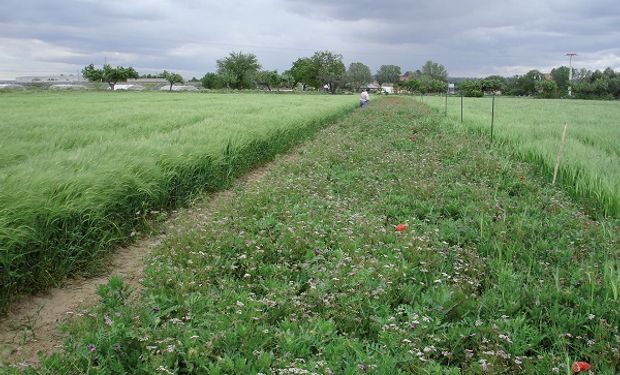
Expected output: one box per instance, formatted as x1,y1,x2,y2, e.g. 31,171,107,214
571,361,591,373
395,223,407,231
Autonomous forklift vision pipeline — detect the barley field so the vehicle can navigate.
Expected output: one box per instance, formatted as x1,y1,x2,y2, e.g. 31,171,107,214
0,91,355,309
421,95,620,217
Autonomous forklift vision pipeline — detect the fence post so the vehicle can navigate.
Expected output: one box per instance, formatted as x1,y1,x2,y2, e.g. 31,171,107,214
552,123,569,185
460,94,463,123
444,92,448,116
490,94,495,143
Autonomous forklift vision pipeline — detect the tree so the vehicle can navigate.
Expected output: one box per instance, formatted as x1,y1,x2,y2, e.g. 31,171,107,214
421,60,448,82
161,70,184,91
535,79,559,98
82,64,139,90
279,71,295,89
201,72,225,89
457,79,483,97
481,75,506,93
517,70,544,96
346,62,372,90
310,50,346,94
550,66,571,95
255,70,281,91
376,64,401,85
216,52,261,89
402,76,446,94
418,75,447,94
289,58,318,90
82,64,103,82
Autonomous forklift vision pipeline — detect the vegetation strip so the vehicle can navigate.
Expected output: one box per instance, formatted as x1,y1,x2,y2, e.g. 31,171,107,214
6,97,617,374
0,92,354,311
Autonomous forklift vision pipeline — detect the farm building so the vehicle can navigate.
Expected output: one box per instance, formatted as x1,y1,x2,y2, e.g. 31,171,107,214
159,85,198,91
15,74,83,83
112,84,145,91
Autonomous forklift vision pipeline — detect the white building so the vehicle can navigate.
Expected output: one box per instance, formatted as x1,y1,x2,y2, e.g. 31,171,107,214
15,74,83,83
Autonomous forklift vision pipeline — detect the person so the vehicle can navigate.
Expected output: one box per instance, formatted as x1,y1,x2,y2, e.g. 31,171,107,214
359,89,369,108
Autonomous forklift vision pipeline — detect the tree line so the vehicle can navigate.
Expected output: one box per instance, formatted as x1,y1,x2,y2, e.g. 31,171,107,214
81,51,449,94
81,53,619,99
457,67,620,99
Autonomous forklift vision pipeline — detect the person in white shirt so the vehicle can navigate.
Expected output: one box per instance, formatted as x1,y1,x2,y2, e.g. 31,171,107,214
360,89,369,108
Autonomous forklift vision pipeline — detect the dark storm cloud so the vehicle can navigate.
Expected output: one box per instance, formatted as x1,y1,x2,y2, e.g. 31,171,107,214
0,0,618,79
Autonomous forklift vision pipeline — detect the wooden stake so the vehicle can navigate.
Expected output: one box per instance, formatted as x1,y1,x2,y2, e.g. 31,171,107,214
552,123,569,185
490,94,495,143
460,94,463,123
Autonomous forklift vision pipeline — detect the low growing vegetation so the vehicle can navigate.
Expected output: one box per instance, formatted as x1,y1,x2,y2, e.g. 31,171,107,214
10,97,618,374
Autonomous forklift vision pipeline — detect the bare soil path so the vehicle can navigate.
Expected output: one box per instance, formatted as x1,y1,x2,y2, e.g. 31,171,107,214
0,157,278,369
0,235,163,367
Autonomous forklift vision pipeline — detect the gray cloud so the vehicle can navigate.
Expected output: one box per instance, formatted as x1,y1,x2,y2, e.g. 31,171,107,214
0,0,619,79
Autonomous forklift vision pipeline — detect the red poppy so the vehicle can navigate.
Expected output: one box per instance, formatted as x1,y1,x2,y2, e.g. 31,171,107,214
395,223,407,231
571,361,591,373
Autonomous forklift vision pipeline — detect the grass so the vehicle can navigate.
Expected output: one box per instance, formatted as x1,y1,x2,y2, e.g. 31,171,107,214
7,97,618,374
419,95,620,218
0,91,355,311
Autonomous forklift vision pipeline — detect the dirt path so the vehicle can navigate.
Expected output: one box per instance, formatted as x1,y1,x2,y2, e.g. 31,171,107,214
0,233,164,367
0,154,281,368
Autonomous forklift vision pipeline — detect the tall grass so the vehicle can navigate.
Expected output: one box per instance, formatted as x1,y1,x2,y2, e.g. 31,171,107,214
0,91,355,310
421,95,620,217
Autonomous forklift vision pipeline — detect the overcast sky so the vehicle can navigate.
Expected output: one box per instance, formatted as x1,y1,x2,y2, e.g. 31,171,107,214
1,0,619,80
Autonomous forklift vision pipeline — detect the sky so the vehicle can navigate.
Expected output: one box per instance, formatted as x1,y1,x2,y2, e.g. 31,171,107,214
1,0,619,80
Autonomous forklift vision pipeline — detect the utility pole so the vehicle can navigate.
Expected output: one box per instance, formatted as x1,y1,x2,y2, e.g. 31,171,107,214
566,53,577,97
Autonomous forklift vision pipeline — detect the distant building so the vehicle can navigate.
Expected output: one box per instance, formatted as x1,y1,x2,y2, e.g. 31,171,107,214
126,78,169,84
381,83,394,94
112,84,144,91
448,83,455,94
361,82,380,92
15,74,83,83
159,85,198,91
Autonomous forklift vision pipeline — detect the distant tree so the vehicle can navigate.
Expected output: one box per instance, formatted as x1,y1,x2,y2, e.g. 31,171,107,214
289,58,318,90
200,72,226,89
503,76,521,95
161,70,184,91
550,66,571,95
517,70,544,96
346,62,372,90
310,50,346,94
481,75,506,93
573,77,612,99
535,79,559,98
279,71,295,89
82,64,103,82
82,64,139,90
403,76,446,94
573,68,592,83
418,76,446,94
421,60,448,82
216,52,261,89
608,76,620,99
457,79,483,97
255,70,281,91
376,64,402,85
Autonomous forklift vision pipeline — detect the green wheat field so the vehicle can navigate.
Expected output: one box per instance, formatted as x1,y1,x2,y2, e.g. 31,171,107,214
0,91,354,309
421,95,620,217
